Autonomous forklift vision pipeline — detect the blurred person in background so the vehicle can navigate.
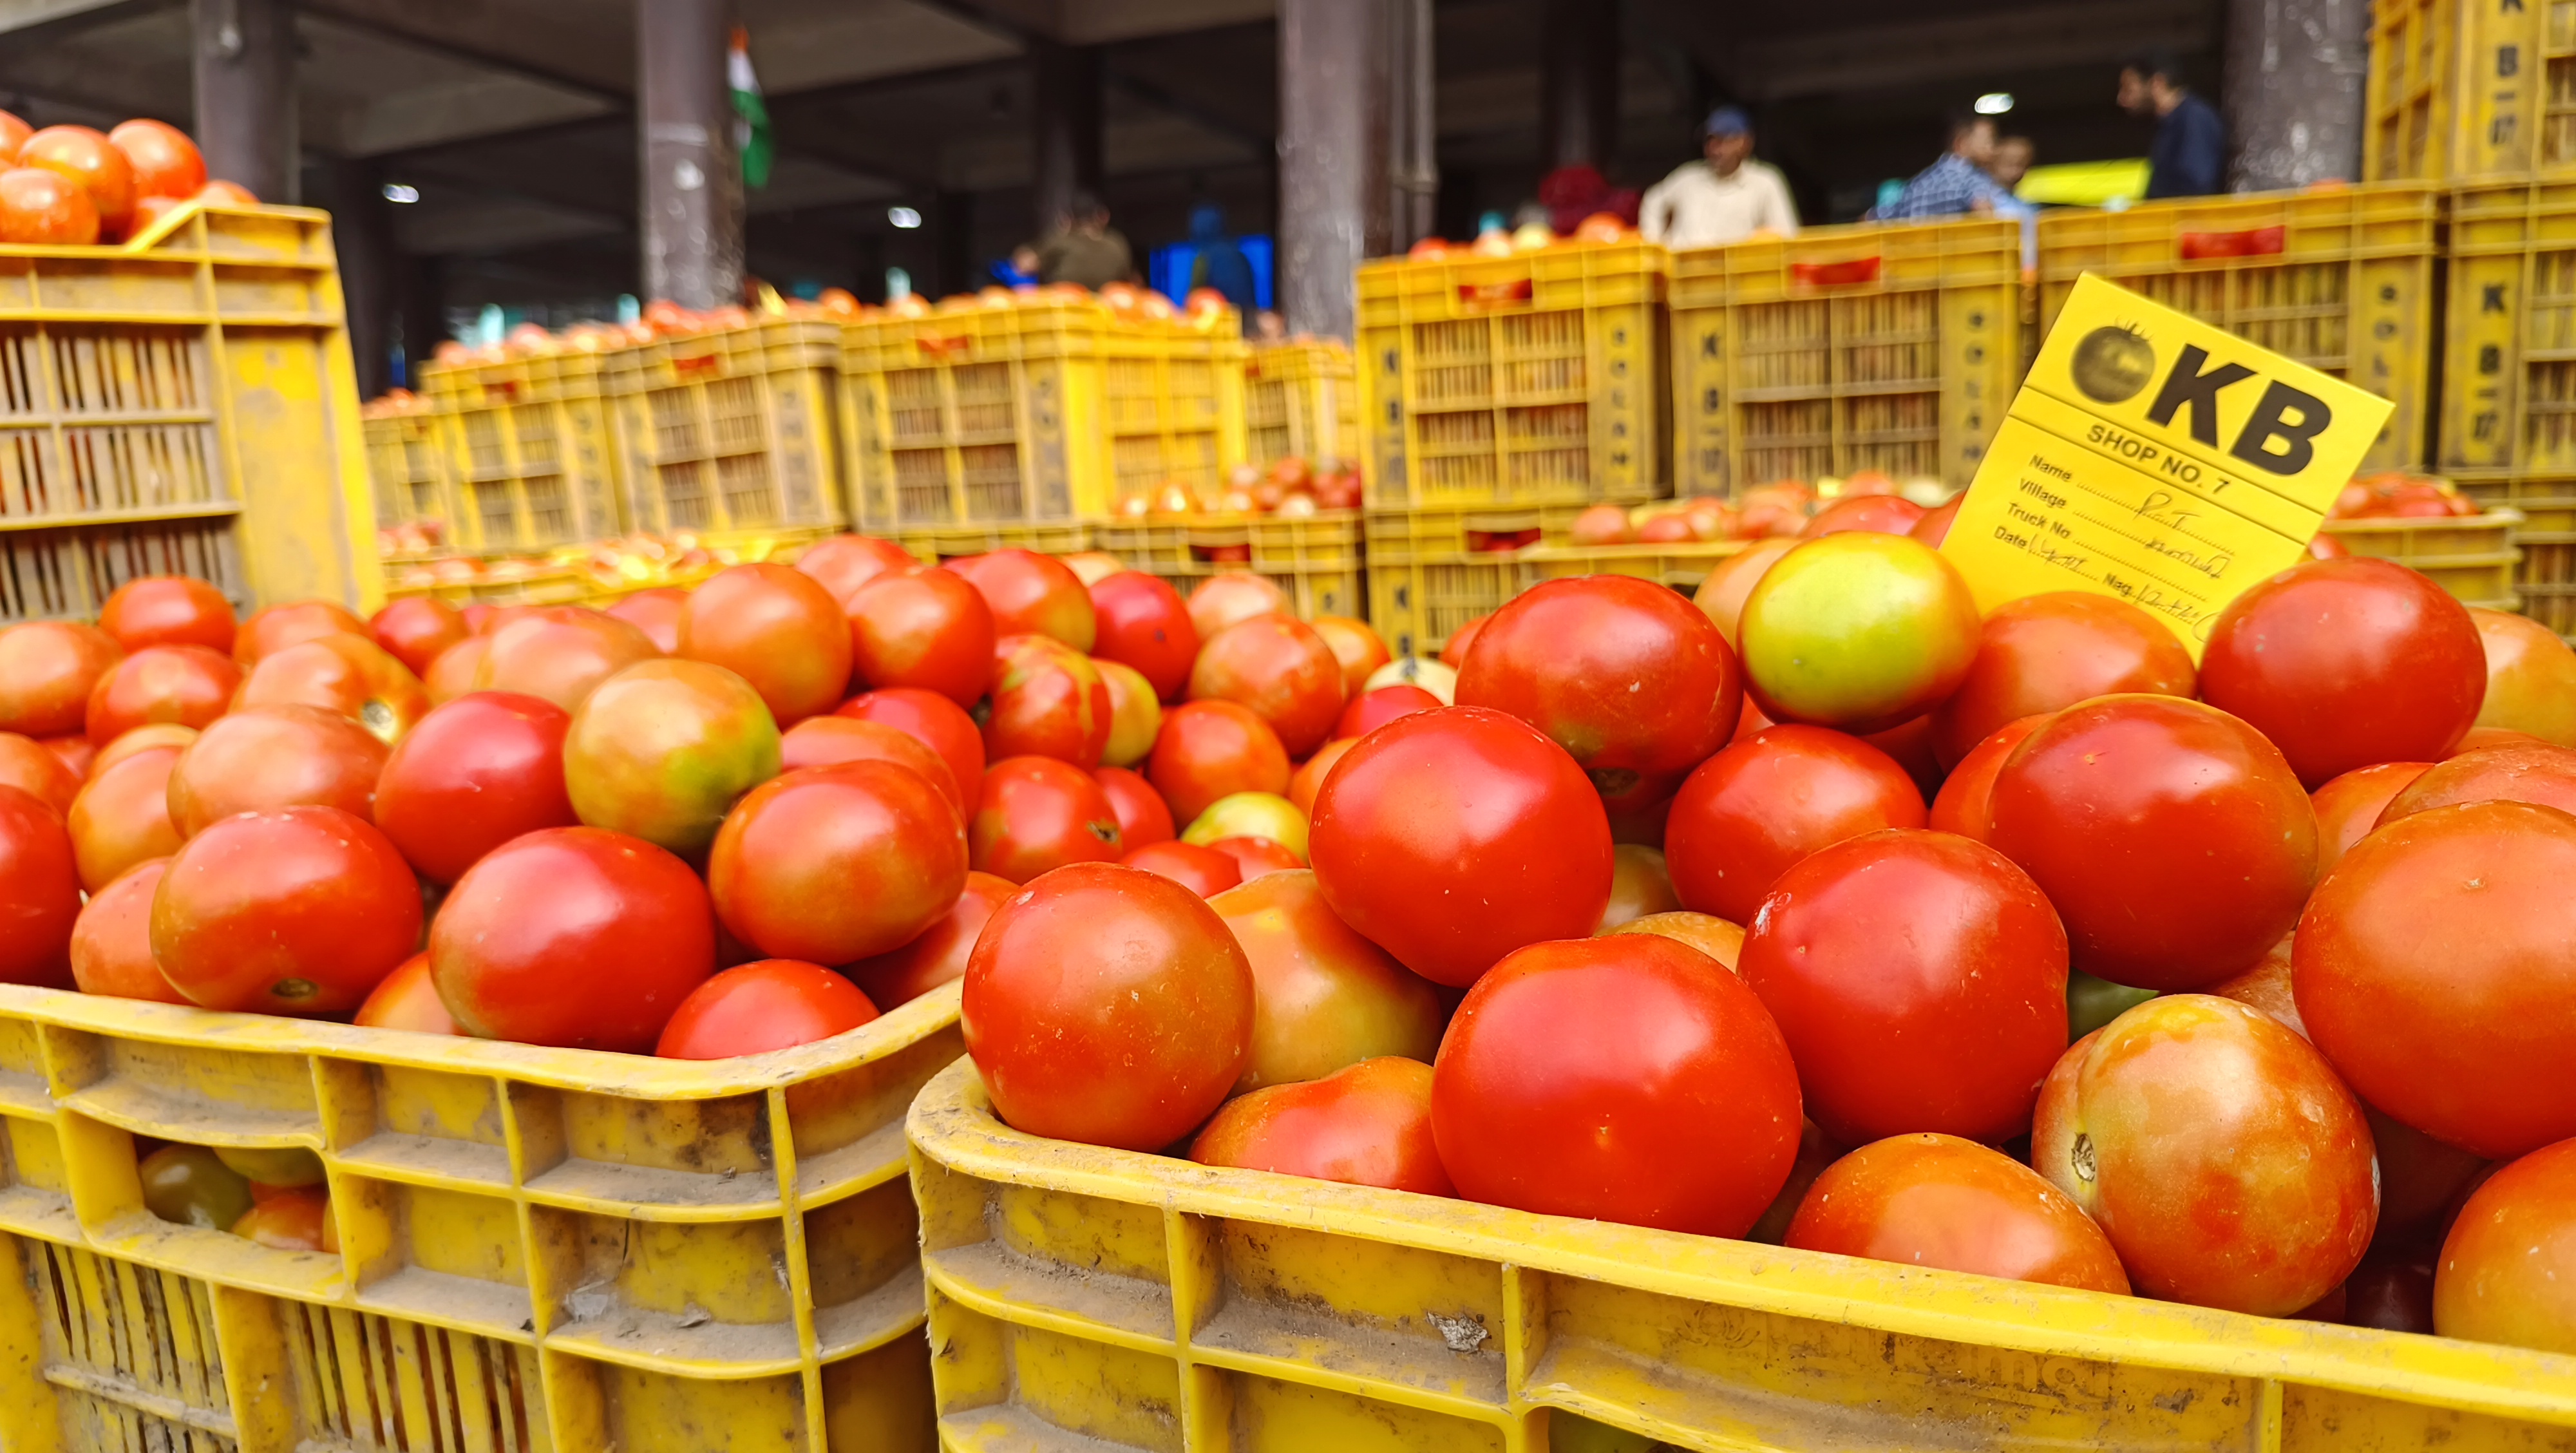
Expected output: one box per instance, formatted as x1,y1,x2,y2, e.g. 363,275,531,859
1639,106,1799,247
1037,190,1136,289
1873,111,2008,220
2120,50,2225,198
1987,135,2038,266
1187,204,1257,320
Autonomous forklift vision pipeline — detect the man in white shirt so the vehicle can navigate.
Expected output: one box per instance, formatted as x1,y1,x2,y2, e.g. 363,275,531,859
1639,107,1801,249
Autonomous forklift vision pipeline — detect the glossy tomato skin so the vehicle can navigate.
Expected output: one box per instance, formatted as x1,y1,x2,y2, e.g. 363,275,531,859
844,872,1016,1008
1743,830,2069,1145
0,622,122,737
1456,575,1742,790
1310,707,1615,987
430,826,716,1052
1088,571,1200,701
139,1146,251,1231
943,550,1095,651
1179,790,1307,861
368,597,466,678
2309,761,2431,871
1209,869,1443,1091
1186,571,1284,641
66,745,181,891
99,576,235,653
837,688,985,806
1096,658,1161,768
232,1188,330,1251
0,166,97,244
1989,696,2316,990
354,952,462,1035
1121,840,1242,897
1927,592,2196,768
1437,613,1488,669
1147,699,1290,824
970,755,1124,882
2375,741,2576,824
983,634,1112,766
1190,1057,1453,1195
962,862,1255,1150
1800,493,1925,537
0,786,79,986
150,806,421,1015
40,734,94,779
2469,607,2576,747
1927,715,2045,842
1664,725,1926,924
167,704,389,837
707,761,968,964
20,126,133,233
2033,996,2376,1315
0,732,79,817
1334,685,1440,741
234,601,366,667
562,660,781,855
68,857,182,1002
1788,1134,2130,1292
603,588,686,654
108,120,204,201
93,723,196,778
2295,801,2576,1159
236,633,431,742
373,692,576,884
844,567,996,707
679,564,853,726
1190,614,1346,757
1692,538,1797,651
1309,616,1390,699
1737,533,1980,733
1604,910,1745,971
423,636,489,704
1093,765,1174,847
2201,558,2486,786
1432,933,1803,1235
1288,737,1355,816
470,607,660,712
1595,843,1680,930
795,535,916,604
2435,1137,2576,1354
1204,835,1300,882
654,960,881,1059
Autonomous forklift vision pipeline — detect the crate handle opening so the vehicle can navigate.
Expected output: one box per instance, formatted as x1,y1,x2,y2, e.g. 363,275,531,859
1790,256,1883,287
1456,279,1536,305
2178,225,2286,260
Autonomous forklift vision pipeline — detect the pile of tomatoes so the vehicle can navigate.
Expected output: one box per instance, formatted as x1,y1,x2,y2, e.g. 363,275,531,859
0,110,254,245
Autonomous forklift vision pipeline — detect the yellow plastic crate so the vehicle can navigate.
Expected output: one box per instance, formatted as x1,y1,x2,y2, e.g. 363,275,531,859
2435,180,2576,479
2321,508,2524,609
2036,186,2439,474
2512,531,2576,637
908,1061,2576,1453
1670,218,2022,495
0,980,962,1452
889,520,1094,563
1356,240,1670,509
609,318,845,537
1522,538,1748,593
841,301,1247,531
0,204,383,623
420,350,625,553
1363,505,1571,659
1244,339,1359,471
2453,468,2576,532
361,395,454,534
2362,0,2576,183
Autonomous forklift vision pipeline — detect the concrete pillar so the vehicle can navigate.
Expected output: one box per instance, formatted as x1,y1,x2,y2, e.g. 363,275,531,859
1540,0,1618,171
315,157,395,399
1280,0,1389,340
2223,0,2367,189
1030,40,1103,242
1386,0,1437,247
193,0,298,204
638,0,743,309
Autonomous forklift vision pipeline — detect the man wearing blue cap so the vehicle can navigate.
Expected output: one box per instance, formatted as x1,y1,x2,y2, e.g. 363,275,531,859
1640,106,1799,249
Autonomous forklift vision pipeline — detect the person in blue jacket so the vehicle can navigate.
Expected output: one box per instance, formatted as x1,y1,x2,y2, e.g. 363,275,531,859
2120,49,2226,198
1187,204,1256,318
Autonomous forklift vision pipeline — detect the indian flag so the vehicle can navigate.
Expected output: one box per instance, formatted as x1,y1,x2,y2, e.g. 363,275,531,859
729,26,773,190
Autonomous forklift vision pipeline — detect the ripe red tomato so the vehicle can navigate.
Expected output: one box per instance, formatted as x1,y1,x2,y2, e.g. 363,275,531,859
368,596,466,678
2296,800,2576,1159
0,732,77,817
708,761,967,964
837,687,985,806
107,119,205,201
1121,839,1242,897
2375,740,2576,825
1432,933,1801,1234
1787,1133,2129,1293
1596,842,1680,930
794,534,916,603
562,660,781,855
1742,830,2068,1144
18,126,134,234
167,704,388,837
2202,931,2302,1038
68,857,182,1002
0,111,29,158
1909,496,1961,547
1738,533,1980,734
1288,737,1355,817
2034,996,2376,1315
943,550,1095,651
372,692,576,884
984,634,1112,766
151,806,421,1014
970,755,1124,882
0,166,99,244
845,566,996,707
1191,1057,1453,1195
1437,613,1489,669
234,600,367,667
471,607,660,712
1204,835,1300,881
1093,764,1173,846
1147,699,1291,824
778,716,960,812
423,636,489,704
1186,571,1285,641
1088,571,1200,701
1332,684,1439,742
1308,615,1390,699
0,622,122,737
655,960,881,1059
1800,493,1926,537
1692,538,1797,651
1926,715,2045,842
430,826,716,1052
1989,696,2316,990
603,587,686,654
354,951,461,1034
1190,614,1346,757
2436,1137,2576,1354
2201,558,2486,786
2309,760,2431,871
0,786,79,986
2469,607,2576,747
679,564,852,726
1926,592,2195,768
1456,575,1742,794
236,633,430,742
844,871,1016,1008
1664,725,1926,924
231,1188,330,1251
1211,868,1442,1090
66,745,181,890
962,861,1255,1150
1311,707,1613,987
41,734,94,779
99,575,235,654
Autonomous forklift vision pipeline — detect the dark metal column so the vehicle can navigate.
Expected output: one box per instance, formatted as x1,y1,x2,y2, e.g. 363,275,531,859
1030,39,1103,242
193,0,298,204
315,157,395,399
638,0,743,309
935,189,978,298
1280,0,1389,340
2223,0,2367,189
1540,0,1619,171
1387,0,1437,248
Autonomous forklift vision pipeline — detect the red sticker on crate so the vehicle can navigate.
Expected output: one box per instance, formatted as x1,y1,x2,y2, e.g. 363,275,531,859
2177,225,2286,260
916,334,970,357
1790,257,1883,287
481,379,521,402
1457,280,1536,304
672,352,722,377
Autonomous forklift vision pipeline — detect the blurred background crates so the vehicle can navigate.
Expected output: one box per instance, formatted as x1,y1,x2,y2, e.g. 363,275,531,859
2362,0,2576,184
909,1061,2576,1453
609,316,844,537
889,520,1094,563
1090,511,1364,621
2320,508,2523,609
419,349,625,553
1244,339,1358,471
0,204,381,624
2035,185,2439,473
1523,537,1747,593
2439,180,2576,481
1669,217,2022,497
0,981,964,1453
360,393,453,535
1357,241,1669,509
1363,503,1582,658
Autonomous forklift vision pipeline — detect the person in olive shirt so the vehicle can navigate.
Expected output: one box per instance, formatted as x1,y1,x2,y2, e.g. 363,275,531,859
1036,191,1137,289
2119,50,2226,198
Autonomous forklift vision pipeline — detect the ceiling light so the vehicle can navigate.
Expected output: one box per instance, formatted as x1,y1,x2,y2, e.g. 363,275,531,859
889,205,923,229
1975,93,2014,115
382,182,420,204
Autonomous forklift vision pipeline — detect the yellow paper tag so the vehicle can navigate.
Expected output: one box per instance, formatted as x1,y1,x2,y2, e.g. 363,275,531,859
1939,273,2394,658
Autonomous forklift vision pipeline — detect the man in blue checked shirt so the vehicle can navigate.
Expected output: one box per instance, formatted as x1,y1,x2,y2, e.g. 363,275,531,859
1872,112,2009,221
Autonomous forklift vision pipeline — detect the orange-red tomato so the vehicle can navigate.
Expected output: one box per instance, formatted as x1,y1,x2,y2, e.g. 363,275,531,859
970,755,1124,882
234,600,367,667
602,587,687,654
0,110,29,158
1909,495,1962,547
563,660,781,855
2309,760,2431,871
167,705,388,838
1692,538,1797,651
0,786,79,986
2203,932,2304,1039
1148,699,1291,822
373,692,576,884
18,126,131,232
1190,614,1346,757
1800,493,1926,537
1926,714,2045,842
679,564,853,726
1308,615,1390,699
844,871,1016,1008
2435,1136,2576,1354
983,634,1112,766
962,862,1255,1150
1664,725,1926,924
99,575,236,653
844,566,996,707
2034,996,2376,1315
1287,736,1355,817
837,687,985,807
708,761,967,964
1186,571,1285,641
1432,933,1802,1235
41,734,94,779
68,857,183,1003
66,745,181,890
1210,868,1442,1090
1204,834,1300,881
354,951,462,1035
106,119,205,202
1333,684,1439,741
422,635,489,704
84,645,238,745
368,596,466,678
471,606,660,712
1437,613,1490,669
1088,571,1200,701
1092,764,1173,846
2469,607,2576,747
0,622,122,737
151,806,422,1015
2375,740,2576,825
1787,1133,2130,1293
236,633,431,742
1121,839,1242,897
655,960,881,1059
0,732,79,817
1595,842,1680,931
1191,1057,1454,1195
0,167,99,243
779,715,960,810
1745,1118,1842,1243
942,549,1095,651
1927,593,2195,768
794,534,916,603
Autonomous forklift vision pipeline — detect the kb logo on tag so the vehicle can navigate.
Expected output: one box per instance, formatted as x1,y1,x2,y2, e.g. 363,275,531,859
2068,325,2332,476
